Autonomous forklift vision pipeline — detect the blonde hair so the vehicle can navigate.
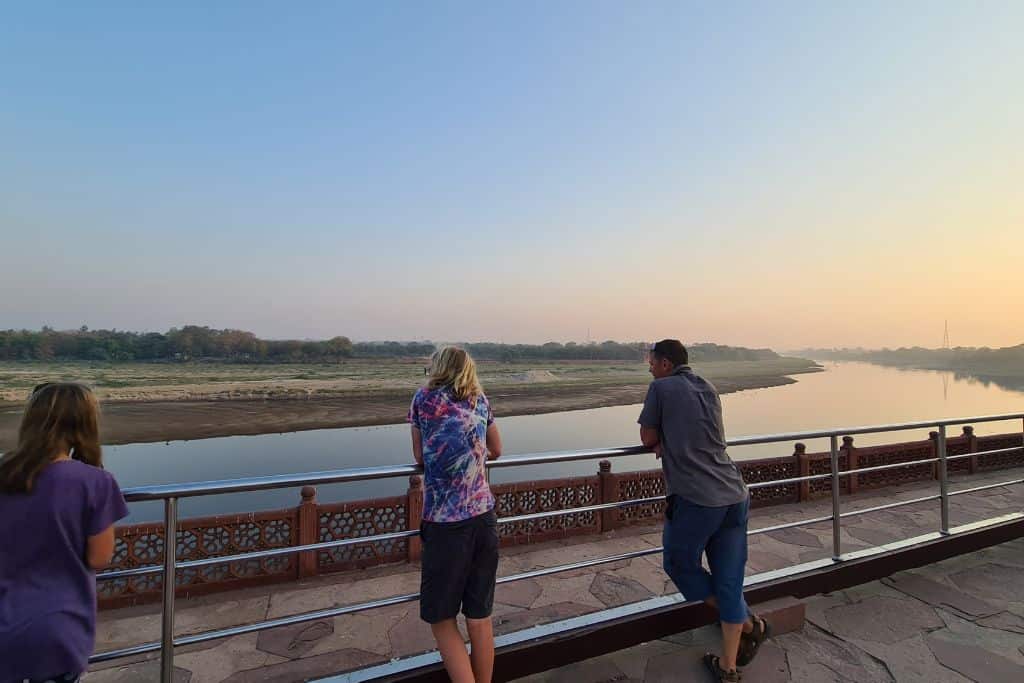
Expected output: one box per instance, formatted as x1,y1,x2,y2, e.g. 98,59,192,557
0,382,103,494
427,346,483,401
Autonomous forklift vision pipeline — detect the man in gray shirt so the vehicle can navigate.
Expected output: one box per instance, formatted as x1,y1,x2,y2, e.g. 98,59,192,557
638,340,768,682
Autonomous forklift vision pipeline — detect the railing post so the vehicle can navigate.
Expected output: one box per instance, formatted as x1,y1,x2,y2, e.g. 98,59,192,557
160,497,178,683
938,425,950,535
407,475,424,562
929,431,940,480
842,436,857,494
297,486,319,578
830,435,841,561
794,443,809,502
963,426,977,474
598,460,618,532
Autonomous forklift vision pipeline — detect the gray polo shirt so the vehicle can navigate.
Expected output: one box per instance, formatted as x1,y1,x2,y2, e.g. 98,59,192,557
638,365,748,507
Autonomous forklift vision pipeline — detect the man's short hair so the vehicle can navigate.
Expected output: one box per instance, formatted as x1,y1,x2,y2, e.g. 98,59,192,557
650,339,688,367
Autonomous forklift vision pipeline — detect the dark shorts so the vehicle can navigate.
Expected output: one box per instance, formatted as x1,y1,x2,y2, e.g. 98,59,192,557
419,509,499,624
662,494,751,624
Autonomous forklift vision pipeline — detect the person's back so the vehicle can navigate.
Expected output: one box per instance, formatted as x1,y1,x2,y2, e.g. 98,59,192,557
410,384,494,523
408,347,502,683
0,383,127,683
639,341,767,682
0,461,125,681
646,367,747,507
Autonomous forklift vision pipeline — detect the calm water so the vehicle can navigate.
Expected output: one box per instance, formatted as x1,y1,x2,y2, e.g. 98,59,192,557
106,362,1024,521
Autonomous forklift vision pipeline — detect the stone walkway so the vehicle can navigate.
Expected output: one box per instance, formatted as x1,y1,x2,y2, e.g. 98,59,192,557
84,467,1023,682
515,536,1024,682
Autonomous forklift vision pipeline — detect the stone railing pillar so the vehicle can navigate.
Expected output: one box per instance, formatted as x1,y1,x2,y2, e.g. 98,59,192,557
598,460,619,532
298,486,319,578
841,436,857,494
407,475,424,562
963,425,977,474
794,443,809,501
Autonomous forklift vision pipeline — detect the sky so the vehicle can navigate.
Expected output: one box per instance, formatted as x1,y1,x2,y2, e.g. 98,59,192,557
1,1,1021,350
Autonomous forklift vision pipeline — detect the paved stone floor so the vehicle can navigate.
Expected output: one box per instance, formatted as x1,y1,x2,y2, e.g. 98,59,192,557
514,536,1024,682
84,467,1023,682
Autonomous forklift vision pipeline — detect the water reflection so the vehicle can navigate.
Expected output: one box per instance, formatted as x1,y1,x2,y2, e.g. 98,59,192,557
106,362,1023,521
954,372,1024,392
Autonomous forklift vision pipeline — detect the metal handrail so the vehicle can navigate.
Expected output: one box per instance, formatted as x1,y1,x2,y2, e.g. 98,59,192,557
747,472,830,488
949,477,1024,497
726,411,1024,444
96,439,1023,582
97,439,1024,582
90,412,1024,680
116,412,1024,502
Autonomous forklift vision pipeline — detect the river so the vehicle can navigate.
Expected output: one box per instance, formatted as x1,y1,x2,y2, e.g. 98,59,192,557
106,362,1024,521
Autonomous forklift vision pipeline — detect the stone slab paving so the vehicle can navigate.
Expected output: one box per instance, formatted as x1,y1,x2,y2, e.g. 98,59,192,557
85,467,1023,682
513,536,1024,683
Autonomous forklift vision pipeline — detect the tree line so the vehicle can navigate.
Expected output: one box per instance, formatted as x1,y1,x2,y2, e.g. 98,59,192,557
0,326,780,364
799,344,1024,376
0,327,354,362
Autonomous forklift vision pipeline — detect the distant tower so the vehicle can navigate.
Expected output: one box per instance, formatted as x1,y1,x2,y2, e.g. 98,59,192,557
942,320,951,400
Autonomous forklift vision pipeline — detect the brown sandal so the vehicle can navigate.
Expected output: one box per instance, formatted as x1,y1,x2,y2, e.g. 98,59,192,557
736,614,771,666
703,653,742,682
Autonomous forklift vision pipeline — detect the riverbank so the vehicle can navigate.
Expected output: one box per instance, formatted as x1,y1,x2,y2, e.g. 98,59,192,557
0,358,820,449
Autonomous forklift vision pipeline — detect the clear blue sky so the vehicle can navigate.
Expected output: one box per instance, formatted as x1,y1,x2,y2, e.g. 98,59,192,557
2,2,1021,348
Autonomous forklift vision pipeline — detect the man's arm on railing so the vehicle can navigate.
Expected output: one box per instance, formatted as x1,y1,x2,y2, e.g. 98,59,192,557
640,426,662,459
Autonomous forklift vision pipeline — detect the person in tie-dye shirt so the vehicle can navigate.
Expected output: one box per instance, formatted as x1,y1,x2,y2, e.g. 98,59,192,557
408,346,502,683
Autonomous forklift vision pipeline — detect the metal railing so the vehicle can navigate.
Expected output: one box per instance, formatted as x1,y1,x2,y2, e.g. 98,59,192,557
91,412,1024,681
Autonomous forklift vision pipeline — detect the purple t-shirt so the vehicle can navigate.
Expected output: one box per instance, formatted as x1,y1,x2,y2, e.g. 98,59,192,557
0,460,128,681
408,387,495,522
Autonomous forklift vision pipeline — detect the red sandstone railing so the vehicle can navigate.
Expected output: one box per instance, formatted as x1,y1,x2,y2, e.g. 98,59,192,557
98,428,1024,609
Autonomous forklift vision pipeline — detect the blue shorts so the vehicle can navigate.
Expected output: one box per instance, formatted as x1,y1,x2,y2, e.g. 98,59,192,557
662,494,750,624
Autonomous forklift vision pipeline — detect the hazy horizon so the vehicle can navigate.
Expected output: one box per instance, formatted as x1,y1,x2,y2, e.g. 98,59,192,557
6,323,1022,356
3,2,1022,349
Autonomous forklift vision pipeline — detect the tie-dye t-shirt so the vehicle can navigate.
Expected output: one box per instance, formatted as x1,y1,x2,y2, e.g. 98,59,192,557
408,386,495,522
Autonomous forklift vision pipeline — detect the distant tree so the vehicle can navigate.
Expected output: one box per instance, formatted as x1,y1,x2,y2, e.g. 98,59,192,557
325,336,354,358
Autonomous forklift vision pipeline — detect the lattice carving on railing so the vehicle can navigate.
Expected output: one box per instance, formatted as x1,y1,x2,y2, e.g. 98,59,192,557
739,457,799,507
98,509,298,606
317,496,407,572
946,437,972,475
853,443,932,491
616,470,666,525
493,477,599,545
807,453,849,497
977,435,1024,471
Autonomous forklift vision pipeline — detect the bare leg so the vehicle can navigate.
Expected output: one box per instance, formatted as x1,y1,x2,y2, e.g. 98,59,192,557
705,596,753,673
430,619,474,683
719,620,745,671
466,617,495,682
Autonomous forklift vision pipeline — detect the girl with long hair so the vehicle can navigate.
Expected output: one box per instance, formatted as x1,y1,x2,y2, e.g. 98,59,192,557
0,383,128,683
408,347,503,683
